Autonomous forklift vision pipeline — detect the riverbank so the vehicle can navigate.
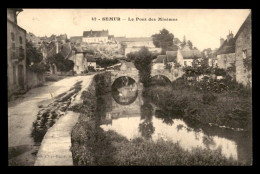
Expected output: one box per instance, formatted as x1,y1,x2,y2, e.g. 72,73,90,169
70,72,244,166
144,75,252,131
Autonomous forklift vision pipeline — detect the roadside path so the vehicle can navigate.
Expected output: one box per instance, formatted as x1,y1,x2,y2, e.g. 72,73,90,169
8,75,91,166
34,74,95,166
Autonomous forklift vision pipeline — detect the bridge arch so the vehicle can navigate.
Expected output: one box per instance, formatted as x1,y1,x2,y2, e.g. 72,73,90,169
111,76,139,105
151,74,171,85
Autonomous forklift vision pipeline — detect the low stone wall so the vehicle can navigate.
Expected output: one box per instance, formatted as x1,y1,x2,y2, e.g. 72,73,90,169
26,70,45,89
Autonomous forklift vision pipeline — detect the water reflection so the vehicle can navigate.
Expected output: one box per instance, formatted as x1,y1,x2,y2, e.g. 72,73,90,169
99,87,251,165
139,99,155,139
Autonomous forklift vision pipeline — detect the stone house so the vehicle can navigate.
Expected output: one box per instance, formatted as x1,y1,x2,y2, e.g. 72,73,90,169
26,32,42,48
70,36,82,44
216,31,236,69
69,46,88,74
116,37,161,56
166,45,201,68
82,30,109,43
235,12,252,87
152,55,166,70
7,8,27,98
86,56,97,70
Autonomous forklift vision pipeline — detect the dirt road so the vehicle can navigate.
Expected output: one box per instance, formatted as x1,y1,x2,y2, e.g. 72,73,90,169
8,75,93,166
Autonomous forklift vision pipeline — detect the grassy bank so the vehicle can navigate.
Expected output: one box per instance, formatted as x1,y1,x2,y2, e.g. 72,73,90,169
145,77,252,130
70,73,242,166
71,120,241,166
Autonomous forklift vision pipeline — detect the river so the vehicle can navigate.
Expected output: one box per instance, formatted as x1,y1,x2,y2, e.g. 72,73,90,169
97,77,252,165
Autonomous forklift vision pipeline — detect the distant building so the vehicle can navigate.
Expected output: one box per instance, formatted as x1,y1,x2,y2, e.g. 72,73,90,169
152,55,166,70
86,56,97,70
120,61,137,71
235,12,252,87
73,53,88,74
166,45,201,68
26,32,41,48
56,34,67,44
70,36,82,44
216,31,236,70
82,30,109,43
117,37,161,56
7,8,27,97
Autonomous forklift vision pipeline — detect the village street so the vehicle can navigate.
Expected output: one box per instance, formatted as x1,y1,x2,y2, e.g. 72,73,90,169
8,75,93,166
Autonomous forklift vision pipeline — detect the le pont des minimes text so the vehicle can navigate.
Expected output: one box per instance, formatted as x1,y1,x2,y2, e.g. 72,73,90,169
92,17,178,21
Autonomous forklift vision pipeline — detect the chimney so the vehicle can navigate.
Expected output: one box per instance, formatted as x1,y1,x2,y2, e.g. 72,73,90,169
220,37,224,47
226,30,233,42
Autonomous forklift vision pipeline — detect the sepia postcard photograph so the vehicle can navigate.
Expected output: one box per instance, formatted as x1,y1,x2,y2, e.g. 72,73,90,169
7,8,252,166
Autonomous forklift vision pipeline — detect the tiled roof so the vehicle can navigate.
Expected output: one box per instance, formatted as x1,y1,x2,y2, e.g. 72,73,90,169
153,55,166,63
217,13,251,55
166,51,177,62
83,30,109,37
46,44,57,58
108,35,114,39
114,37,126,42
234,12,251,41
56,34,67,41
86,56,96,62
70,36,82,43
216,38,236,55
120,37,153,42
60,43,71,58
181,49,201,59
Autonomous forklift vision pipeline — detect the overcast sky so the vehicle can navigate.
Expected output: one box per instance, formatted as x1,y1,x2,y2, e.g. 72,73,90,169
17,9,251,51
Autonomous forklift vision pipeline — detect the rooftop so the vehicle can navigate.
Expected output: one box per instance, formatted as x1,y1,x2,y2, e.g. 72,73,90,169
153,55,166,63
166,51,177,62
119,37,153,42
83,30,109,38
181,49,201,59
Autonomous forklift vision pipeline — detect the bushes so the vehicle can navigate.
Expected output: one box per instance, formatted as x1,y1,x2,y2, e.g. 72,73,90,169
71,128,240,166
202,93,217,105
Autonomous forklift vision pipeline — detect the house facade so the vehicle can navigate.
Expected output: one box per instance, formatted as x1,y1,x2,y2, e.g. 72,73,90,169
7,8,27,98
72,53,88,74
152,55,166,70
166,45,201,68
82,30,109,43
216,32,236,69
120,37,161,56
235,13,252,87
86,56,97,70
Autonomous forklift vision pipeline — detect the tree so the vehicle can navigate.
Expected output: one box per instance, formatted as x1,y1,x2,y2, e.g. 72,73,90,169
133,47,154,87
26,40,43,67
152,28,174,50
187,40,193,49
96,58,119,69
26,40,49,73
180,35,187,48
47,53,74,72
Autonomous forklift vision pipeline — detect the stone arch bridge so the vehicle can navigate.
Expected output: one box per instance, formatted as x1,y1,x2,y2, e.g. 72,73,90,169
110,69,175,86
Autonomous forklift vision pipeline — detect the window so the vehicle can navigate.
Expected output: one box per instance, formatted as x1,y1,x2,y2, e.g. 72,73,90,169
13,66,16,84
19,36,23,44
77,66,79,70
184,61,187,66
11,32,15,41
242,49,247,59
12,43,15,50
